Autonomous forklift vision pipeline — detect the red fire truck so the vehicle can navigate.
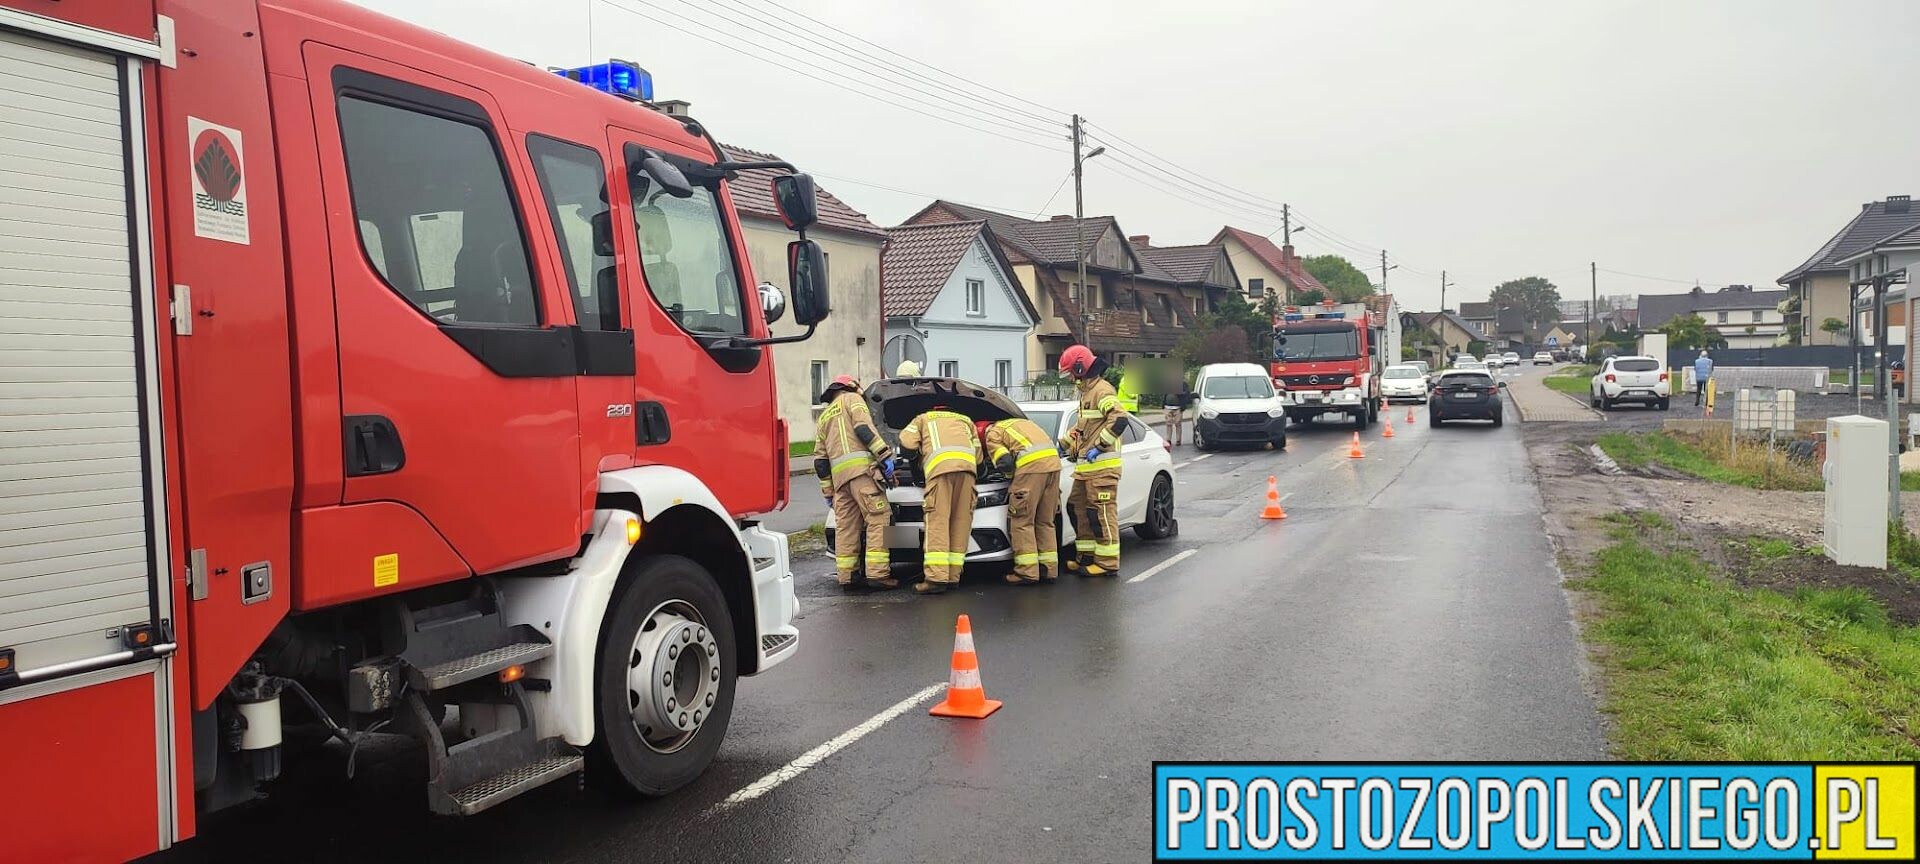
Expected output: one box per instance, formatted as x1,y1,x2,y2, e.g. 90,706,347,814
1269,302,1385,429
0,1,827,858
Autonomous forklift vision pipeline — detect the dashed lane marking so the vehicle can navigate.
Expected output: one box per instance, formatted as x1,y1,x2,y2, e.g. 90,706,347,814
1175,453,1214,469
708,682,945,814
1126,548,1197,584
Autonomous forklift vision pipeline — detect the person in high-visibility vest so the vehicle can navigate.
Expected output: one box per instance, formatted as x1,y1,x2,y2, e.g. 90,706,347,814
981,417,1062,584
1058,345,1126,577
1115,363,1143,414
813,375,898,592
898,407,980,594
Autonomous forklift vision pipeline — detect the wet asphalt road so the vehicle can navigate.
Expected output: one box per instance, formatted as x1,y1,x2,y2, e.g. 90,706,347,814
158,385,1604,863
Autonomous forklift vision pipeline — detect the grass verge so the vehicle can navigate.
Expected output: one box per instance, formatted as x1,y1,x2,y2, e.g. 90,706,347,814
1595,430,1821,491
1543,365,1597,397
788,440,815,458
1575,514,1920,760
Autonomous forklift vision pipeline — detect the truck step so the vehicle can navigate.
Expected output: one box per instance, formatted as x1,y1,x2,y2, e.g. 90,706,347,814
411,641,551,691
442,753,583,816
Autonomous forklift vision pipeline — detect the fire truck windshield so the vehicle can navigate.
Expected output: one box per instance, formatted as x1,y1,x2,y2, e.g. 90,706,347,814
1277,329,1359,361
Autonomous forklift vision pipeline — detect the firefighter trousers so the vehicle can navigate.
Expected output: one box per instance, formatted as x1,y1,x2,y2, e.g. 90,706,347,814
1068,471,1121,569
1007,470,1061,581
831,474,891,584
922,471,975,585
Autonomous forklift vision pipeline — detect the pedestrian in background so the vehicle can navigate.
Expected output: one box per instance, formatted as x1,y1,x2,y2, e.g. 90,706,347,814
897,407,979,594
1693,349,1713,406
1163,377,1190,446
982,418,1061,584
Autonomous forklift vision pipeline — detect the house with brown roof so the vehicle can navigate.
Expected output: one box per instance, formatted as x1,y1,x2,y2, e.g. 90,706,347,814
880,221,1035,391
1778,194,1920,345
721,143,886,443
901,202,1225,371
1211,226,1329,305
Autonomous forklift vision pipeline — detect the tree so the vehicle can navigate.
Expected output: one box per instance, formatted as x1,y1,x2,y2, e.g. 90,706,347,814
1487,277,1561,328
1659,313,1725,350
1821,317,1847,336
1172,323,1250,367
1294,287,1327,306
1301,255,1374,303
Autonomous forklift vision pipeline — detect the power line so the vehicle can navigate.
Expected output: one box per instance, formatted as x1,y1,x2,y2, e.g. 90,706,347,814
593,0,1063,151
808,171,1052,220
1032,169,1075,219
710,0,1067,128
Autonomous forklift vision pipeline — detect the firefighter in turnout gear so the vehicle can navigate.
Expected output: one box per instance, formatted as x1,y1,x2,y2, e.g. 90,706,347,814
982,417,1062,584
898,408,981,594
1058,345,1125,576
815,375,899,591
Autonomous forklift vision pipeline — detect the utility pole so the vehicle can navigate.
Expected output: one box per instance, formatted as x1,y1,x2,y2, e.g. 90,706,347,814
1070,113,1087,345
1282,204,1292,247
1380,250,1389,292
1591,261,1598,352
1440,270,1451,313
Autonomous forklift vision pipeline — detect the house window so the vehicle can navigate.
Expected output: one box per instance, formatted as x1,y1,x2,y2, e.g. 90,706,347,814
810,360,829,404
965,278,985,316
994,359,1012,389
938,360,959,378
1248,278,1264,297
1717,311,1728,324
1159,295,1174,319
1068,282,1080,304
1751,310,1763,322
1193,297,1204,317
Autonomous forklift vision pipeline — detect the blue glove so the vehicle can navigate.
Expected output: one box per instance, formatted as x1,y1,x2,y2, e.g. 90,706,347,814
881,457,898,480
1084,447,1102,462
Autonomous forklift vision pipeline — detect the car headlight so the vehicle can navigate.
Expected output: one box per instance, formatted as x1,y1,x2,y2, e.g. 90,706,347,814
1267,407,1285,418
1342,376,1356,387
1200,408,1219,419
975,488,1009,508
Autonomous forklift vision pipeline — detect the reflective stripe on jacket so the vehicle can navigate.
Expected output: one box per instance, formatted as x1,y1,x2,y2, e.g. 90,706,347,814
898,410,980,480
984,417,1061,474
815,391,891,490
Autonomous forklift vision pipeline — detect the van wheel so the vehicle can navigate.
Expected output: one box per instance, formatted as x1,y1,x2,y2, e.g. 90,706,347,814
588,555,736,797
1133,474,1177,541
1193,428,1213,452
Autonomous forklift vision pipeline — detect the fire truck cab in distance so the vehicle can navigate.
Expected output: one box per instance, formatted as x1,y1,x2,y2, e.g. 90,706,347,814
1269,303,1387,429
0,1,826,859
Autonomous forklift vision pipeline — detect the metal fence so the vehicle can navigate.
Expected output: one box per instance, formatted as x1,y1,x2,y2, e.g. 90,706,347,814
1662,345,1858,369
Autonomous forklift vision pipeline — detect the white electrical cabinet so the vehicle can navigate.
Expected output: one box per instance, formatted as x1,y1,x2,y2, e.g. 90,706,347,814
1823,415,1888,568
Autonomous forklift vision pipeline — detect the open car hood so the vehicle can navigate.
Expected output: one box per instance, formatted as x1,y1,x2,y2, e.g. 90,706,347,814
862,377,1024,437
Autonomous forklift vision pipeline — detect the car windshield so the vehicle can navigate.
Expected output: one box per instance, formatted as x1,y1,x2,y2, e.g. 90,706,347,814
1383,367,1423,379
1023,410,1064,437
1277,329,1359,361
1202,375,1273,399
1614,358,1659,372
1442,373,1494,387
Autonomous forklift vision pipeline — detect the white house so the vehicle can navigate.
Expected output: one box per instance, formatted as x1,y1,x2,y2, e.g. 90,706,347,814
881,221,1036,391
1835,221,1920,374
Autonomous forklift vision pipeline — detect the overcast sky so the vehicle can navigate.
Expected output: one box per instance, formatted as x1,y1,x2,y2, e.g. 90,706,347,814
350,0,1920,311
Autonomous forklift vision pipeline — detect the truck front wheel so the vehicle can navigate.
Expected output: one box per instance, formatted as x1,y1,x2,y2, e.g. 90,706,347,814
588,554,738,797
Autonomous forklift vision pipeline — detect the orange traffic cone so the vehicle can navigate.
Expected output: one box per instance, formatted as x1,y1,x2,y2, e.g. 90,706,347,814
1382,416,1395,438
930,614,1002,719
1406,405,1416,424
1348,432,1365,459
1260,475,1287,520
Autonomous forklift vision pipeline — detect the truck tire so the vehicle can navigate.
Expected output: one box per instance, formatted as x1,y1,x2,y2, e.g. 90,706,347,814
588,554,737,797
1367,399,1379,423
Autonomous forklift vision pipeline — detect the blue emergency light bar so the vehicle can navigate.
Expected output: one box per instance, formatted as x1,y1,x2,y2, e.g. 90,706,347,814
556,60,653,101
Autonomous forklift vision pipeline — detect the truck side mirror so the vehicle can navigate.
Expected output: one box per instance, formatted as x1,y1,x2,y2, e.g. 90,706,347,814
772,174,819,231
634,149,694,199
788,239,829,326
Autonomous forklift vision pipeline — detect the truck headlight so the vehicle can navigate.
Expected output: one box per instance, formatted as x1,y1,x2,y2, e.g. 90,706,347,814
1267,407,1285,418
975,488,1009,508
1200,408,1218,419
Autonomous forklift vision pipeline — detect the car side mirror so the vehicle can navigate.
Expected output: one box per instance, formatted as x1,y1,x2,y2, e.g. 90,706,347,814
788,239,829,326
772,174,819,231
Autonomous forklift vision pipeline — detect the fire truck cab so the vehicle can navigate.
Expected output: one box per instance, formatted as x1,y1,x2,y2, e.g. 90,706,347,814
0,1,823,859
1270,302,1386,429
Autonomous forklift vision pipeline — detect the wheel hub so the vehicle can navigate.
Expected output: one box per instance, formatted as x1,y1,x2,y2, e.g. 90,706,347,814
626,602,719,753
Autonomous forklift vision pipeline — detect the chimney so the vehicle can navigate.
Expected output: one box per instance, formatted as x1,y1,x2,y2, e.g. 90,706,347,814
1051,214,1073,221
654,99,692,117
1888,194,1913,214
1129,234,1151,247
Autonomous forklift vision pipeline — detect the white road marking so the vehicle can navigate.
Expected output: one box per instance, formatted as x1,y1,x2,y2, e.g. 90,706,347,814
709,682,945,813
1175,453,1214,469
1127,548,1197,584
1280,492,1294,502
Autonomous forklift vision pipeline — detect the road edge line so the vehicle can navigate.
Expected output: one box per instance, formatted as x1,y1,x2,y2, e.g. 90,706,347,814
1126,548,1196,584
708,682,946,814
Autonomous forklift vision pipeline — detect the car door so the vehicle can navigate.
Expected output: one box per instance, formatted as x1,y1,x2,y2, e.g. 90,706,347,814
1118,417,1154,524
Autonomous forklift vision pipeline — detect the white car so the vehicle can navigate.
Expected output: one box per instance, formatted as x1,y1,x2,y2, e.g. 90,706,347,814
1453,359,1489,373
1589,355,1670,410
1380,363,1430,402
1502,351,1521,366
825,378,1178,572
1532,352,1553,366
1482,354,1505,369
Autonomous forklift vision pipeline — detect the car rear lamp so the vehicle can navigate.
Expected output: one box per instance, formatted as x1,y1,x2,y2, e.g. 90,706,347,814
1658,371,1669,381
1605,374,1617,383
555,60,654,101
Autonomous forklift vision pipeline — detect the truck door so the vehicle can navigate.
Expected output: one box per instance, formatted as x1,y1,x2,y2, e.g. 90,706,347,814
307,48,582,575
